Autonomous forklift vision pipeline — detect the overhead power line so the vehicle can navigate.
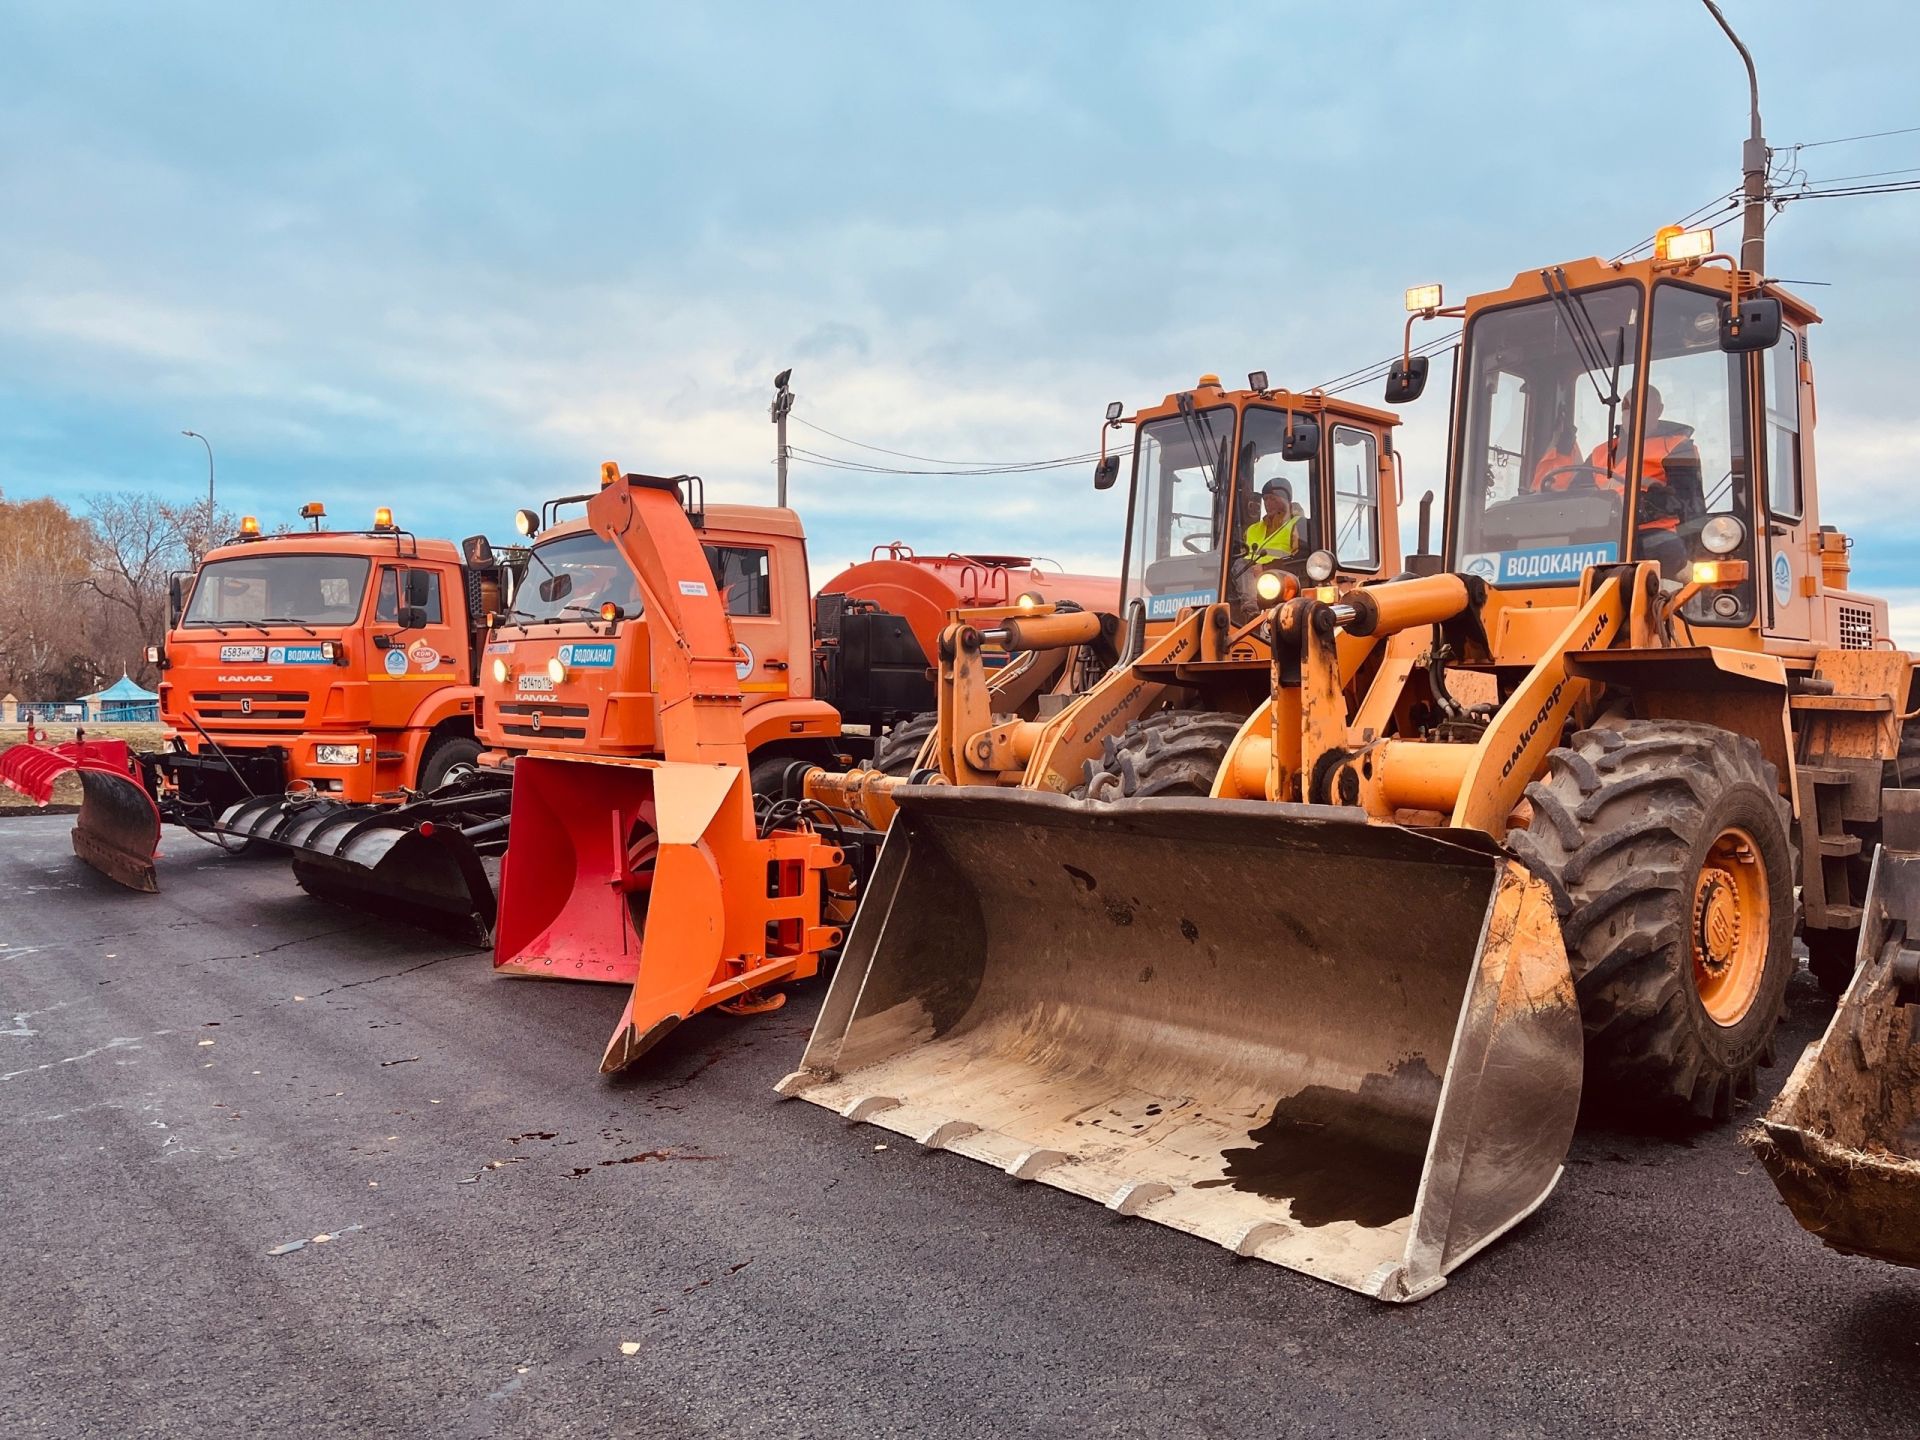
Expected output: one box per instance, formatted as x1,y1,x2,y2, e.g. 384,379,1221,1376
1782,123,1920,151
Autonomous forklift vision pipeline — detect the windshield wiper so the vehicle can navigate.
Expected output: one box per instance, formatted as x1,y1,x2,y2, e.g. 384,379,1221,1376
259,616,318,635
183,620,232,635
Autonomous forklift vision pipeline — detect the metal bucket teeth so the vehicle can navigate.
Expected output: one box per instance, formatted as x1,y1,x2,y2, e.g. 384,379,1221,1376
781,786,1583,1303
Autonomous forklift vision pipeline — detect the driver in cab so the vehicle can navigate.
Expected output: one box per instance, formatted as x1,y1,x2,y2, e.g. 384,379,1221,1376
1524,384,1704,573
1245,477,1303,565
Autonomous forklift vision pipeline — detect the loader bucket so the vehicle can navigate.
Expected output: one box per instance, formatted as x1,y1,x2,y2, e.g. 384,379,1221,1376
1751,836,1920,1269
1,740,160,892
220,793,501,945
778,787,1583,1303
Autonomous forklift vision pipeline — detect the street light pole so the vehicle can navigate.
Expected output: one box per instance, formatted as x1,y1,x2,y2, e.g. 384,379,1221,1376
1701,0,1768,274
770,369,794,508
181,430,214,511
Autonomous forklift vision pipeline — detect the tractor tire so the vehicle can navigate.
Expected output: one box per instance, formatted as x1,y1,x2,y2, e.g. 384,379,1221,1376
1082,709,1244,801
418,736,482,793
870,713,936,778
1508,720,1796,1127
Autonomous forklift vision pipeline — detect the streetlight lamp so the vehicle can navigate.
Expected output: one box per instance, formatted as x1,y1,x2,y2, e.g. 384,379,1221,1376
181,430,214,511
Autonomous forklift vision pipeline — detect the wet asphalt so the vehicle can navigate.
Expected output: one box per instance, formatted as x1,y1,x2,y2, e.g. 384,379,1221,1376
0,812,1915,1439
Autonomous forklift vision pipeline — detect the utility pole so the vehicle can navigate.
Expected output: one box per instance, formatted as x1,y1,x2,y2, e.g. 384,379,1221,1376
770,369,794,507
1701,0,1768,274
181,429,215,510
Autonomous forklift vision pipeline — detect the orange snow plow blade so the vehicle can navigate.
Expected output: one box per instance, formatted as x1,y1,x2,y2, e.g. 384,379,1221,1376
493,752,844,1074
1751,799,1920,1269
0,738,162,892
778,786,1584,1303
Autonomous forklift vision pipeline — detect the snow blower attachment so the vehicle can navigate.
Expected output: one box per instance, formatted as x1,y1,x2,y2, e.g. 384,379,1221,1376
0,734,163,892
1751,792,1920,1270
780,786,1583,1303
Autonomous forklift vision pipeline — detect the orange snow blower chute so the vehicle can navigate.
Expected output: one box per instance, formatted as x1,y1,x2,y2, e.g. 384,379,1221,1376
490,465,844,1073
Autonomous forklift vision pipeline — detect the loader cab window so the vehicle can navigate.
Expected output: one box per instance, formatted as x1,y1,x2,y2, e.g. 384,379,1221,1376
1330,426,1380,572
374,567,444,625
1764,328,1803,520
514,530,643,623
703,544,772,617
1451,283,1642,586
1123,407,1234,621
182,553,373,626
1639,281,1754,624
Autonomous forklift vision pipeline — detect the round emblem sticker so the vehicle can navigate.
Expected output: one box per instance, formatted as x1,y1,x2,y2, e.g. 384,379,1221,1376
407,640,440,670
384,647,409,677
1772,551,1793,605
735,643,755,681
239,698,253,715
1465,555,1498,583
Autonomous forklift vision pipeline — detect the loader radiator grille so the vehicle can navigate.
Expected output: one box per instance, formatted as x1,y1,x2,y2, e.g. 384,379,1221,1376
1838,604,1875,650
189,690,311,723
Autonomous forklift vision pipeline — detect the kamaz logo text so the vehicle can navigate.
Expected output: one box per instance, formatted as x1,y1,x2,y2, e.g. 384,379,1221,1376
218,674,273,683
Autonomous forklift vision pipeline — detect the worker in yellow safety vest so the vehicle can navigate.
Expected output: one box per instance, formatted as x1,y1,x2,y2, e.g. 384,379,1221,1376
1245,477,1302,564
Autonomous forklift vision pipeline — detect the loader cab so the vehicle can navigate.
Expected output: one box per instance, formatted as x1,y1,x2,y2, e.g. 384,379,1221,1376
1436,251,1826,643
1113,377,1400,632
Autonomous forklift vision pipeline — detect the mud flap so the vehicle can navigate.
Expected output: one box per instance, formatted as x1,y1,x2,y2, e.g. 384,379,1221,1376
1752,825,1920,1269
219,793,501,944
778,787,1583,1302
495,753,835,1075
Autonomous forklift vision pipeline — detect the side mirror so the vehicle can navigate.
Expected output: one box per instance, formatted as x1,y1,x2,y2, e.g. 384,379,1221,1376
537,572,573,606
1385,355,1430,404
1093,455,1121,490
1719,295,1783,353
461,534,495,567
1281,414,1320,463
167,572,186,629
396,568,433,631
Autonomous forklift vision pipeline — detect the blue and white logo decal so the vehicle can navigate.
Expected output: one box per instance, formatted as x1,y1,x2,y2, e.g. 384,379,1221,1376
1772,551,1793,604
734,643,755,680
1458,544,1617,585
266,644,330,666
384,647,409,676
558,642,616,669
1145,588,1218,620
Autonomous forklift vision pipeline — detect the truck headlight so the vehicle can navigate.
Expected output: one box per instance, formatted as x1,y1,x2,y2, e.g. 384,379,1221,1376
547,657,567,685
491,657,510,684
315,744,361,766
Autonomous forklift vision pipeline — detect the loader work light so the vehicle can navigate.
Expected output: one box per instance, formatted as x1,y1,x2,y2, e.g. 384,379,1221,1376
1305,549,1336,583
1405,284,1443,313
1248,370,1269,394
1655,225,1715,262
514,509,539,538
1700,515,1745,554
1255,571,1285,602
1104,401,1124,424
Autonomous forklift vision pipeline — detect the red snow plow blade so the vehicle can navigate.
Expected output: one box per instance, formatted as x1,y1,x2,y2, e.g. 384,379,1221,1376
0,737,162,892
492,752,844,1074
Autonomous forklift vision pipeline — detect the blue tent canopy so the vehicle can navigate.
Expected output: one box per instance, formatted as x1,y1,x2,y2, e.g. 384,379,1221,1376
81,670,160,721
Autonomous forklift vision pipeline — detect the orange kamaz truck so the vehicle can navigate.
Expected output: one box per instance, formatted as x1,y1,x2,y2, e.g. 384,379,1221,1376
41,503,512,890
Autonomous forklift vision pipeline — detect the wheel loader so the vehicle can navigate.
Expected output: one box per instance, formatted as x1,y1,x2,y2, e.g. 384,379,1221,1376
780,231,1919,1301
0,503,514,893
799,373,1411,829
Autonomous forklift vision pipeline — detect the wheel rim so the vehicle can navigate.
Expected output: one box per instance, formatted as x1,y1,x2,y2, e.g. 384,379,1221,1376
441,760,477,785
1690,825,1769,1026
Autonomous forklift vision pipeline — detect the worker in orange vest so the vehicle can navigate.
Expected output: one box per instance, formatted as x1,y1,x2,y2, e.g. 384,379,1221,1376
1588,385,1704,573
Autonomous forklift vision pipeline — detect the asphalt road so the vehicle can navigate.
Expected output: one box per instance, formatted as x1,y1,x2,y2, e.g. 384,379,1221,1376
1,813,1915,1439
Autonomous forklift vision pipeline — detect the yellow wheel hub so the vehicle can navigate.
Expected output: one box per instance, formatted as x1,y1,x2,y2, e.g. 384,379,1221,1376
1691,827,1769,1026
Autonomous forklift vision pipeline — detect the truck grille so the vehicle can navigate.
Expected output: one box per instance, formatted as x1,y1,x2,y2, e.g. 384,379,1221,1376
1838,604,1875,650
189,690,311,724
496,701,590,741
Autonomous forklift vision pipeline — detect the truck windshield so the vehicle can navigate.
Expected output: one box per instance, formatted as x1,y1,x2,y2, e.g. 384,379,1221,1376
1451,282,1642,586
182,554,372,626
1123,407,1234,620
514,531,643,622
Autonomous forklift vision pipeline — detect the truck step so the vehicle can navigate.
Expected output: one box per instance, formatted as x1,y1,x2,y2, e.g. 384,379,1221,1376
1816,835,1864,858
1789,693,1894,714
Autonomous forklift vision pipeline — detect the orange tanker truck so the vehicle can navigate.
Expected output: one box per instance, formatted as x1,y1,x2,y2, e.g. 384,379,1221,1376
0,502,513,892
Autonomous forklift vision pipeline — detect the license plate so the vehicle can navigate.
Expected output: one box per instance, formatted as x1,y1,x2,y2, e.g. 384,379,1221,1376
516,674,554,692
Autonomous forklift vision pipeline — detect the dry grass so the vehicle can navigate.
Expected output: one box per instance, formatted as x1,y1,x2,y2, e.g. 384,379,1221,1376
0,722,170,811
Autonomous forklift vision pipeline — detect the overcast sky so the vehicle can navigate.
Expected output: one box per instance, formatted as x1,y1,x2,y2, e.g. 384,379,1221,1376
4,2,1917,632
